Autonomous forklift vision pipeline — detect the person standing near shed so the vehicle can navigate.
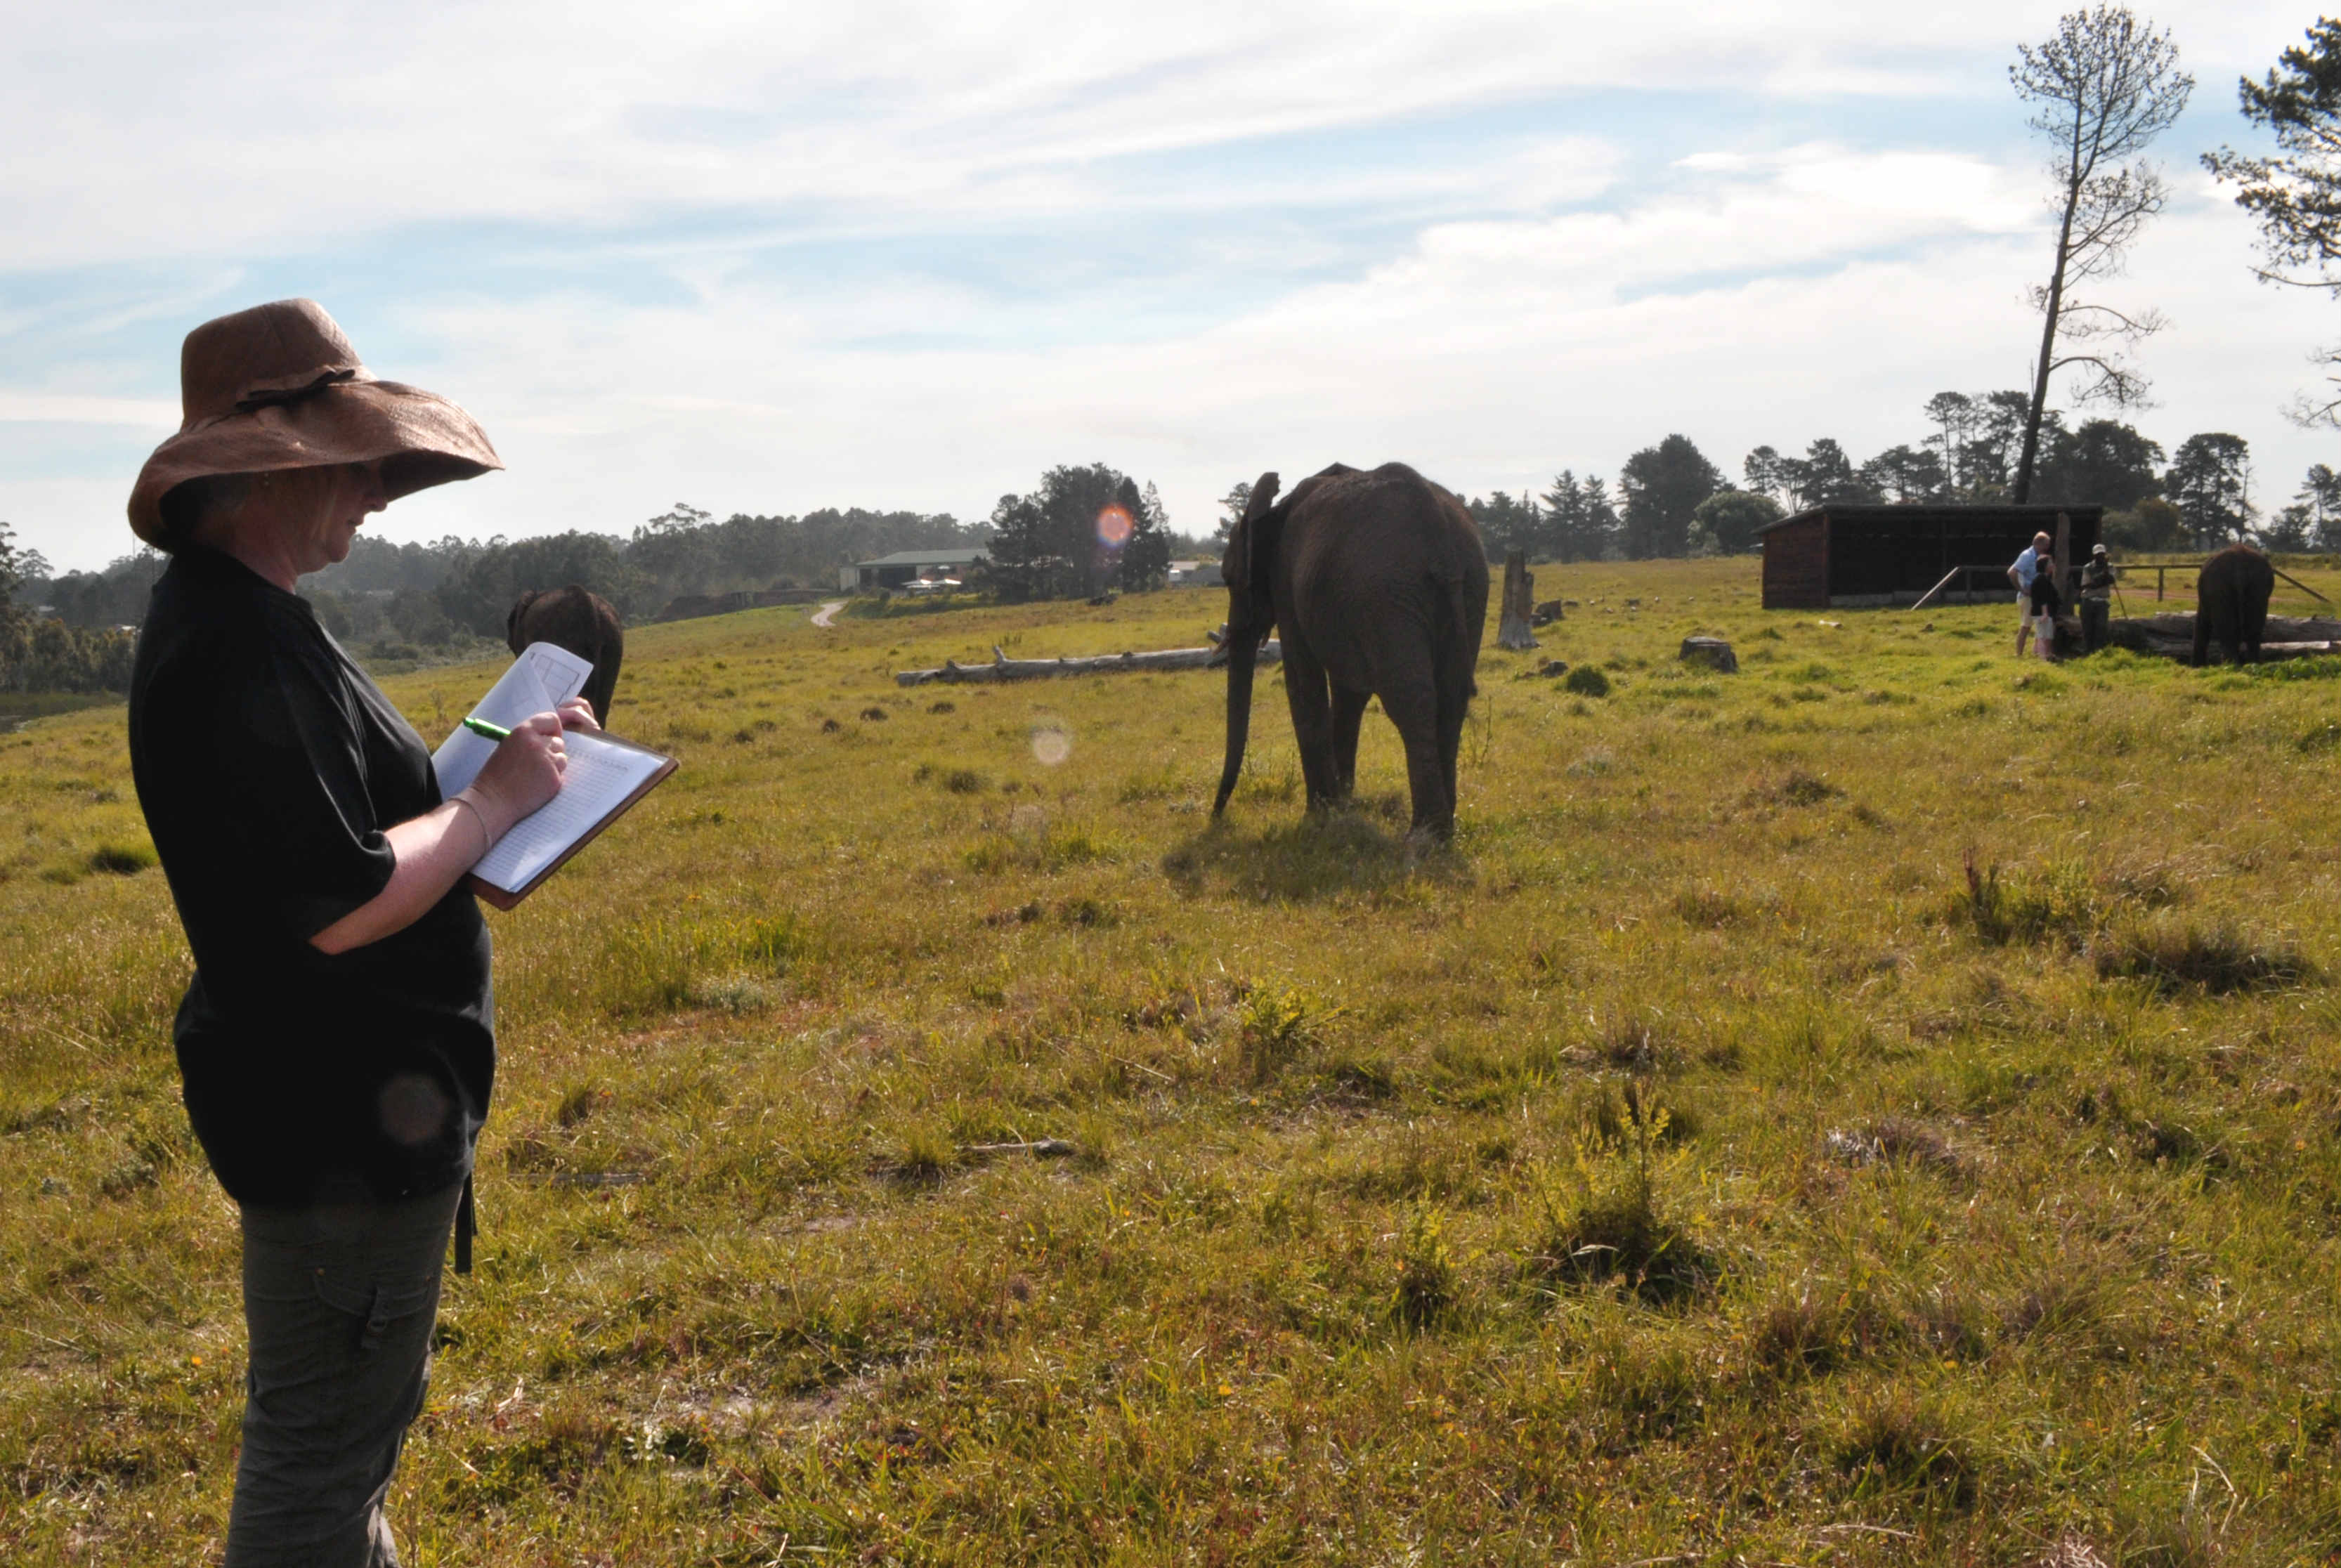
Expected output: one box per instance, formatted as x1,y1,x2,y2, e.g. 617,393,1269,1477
2029,554,2066,660
2078,542,2117,651
124,299,595,1565
2007,530,2051,656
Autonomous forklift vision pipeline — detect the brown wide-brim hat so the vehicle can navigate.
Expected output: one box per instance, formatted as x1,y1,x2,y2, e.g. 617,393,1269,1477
128,298,502,547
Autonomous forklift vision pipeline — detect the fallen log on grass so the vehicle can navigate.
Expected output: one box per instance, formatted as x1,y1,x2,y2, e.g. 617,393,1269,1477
2104,613,2341,661
895,641,1282,686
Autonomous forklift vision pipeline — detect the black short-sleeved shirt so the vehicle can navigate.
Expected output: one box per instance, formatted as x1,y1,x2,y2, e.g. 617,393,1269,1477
127,546,493,1208
2030,575,2061,616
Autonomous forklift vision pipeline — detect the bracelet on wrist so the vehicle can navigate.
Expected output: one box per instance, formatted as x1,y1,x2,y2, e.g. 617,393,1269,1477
449,793,494,858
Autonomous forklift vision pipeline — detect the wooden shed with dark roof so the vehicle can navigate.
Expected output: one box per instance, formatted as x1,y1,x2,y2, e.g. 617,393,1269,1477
1758,504,2104,610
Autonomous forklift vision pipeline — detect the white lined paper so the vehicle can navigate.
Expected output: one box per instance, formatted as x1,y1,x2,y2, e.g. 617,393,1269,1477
429,642,594,799
468,733,666,893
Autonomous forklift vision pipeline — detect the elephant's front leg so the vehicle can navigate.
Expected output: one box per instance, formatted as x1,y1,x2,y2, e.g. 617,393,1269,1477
1278,637,1342,809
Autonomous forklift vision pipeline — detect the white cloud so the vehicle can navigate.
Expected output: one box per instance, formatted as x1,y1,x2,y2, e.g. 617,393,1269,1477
10,1,2341,570
183,146,2311,575
2,1,2315,267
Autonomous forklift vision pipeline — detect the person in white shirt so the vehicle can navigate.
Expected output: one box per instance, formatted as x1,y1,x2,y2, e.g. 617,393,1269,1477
2007,532,2051,656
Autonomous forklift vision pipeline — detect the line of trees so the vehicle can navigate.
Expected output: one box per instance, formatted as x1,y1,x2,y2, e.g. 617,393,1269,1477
0,523,136,693
1453,393,2335,564
14,504,993,648
8,463,1211,684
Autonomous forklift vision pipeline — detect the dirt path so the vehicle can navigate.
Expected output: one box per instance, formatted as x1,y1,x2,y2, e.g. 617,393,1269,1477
811,600,845,628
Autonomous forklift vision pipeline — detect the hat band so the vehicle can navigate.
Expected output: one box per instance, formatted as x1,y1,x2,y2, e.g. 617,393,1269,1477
233,367,359,414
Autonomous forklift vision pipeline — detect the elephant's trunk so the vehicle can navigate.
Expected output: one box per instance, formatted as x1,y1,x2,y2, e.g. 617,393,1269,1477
1212,627,1258,817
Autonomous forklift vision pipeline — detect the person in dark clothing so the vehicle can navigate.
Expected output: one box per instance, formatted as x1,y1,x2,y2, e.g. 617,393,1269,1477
2029,558,2064,660
2078,542,2117,652
124,299,595,1567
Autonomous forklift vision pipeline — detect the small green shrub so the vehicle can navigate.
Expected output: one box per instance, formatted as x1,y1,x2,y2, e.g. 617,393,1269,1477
1390,1205,1457,1328
1234,984,1326,1082
555,1084,608,1128
1530,1087,1713,1305
1747,1286,1901,1381
1957,851,2098,948
1581,1333,1709,1446
1674,887,1749,927
1834,1391,1977,1507
86,842,155,875
889,1124,953,1185
2092,916,2314,994
1778,769,1839,806
1563,665,1611,698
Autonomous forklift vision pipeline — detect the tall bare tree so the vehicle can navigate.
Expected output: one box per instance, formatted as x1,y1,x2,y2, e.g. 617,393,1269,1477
2008,6,2192,503
2205,20,2341,424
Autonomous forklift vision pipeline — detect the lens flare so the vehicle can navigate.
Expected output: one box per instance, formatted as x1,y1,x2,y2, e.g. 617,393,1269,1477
1095,504,1134,549
1031,722,1074,766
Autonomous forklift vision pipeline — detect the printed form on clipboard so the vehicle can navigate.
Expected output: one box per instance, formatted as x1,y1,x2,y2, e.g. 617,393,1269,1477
430,641,677,910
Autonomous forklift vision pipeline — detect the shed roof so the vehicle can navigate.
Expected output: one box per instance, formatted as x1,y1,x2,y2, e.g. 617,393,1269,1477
853,547,991,568
1757,503,2103,535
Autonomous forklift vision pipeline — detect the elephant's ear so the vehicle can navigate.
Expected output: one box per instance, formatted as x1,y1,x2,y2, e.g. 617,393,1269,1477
506,590,536,646
1240,471,1281,625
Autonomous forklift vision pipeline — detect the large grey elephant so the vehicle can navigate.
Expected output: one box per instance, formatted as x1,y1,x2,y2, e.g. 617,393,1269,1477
507,584,625,724
1213,462,1489,842
2193,544,2275,666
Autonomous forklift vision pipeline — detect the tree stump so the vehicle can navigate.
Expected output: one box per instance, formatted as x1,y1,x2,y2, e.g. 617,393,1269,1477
1678,636,1737,674
1498,549,1539,651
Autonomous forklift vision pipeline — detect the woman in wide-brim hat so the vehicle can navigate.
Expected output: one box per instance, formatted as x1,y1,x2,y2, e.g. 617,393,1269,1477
124,299,592,1566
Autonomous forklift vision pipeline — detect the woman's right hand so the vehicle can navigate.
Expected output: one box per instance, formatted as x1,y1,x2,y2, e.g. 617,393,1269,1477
466,711,568,837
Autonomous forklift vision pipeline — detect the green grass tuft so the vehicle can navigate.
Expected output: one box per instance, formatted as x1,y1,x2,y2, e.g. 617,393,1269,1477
2092,915,2315,994
1563,665,1610,698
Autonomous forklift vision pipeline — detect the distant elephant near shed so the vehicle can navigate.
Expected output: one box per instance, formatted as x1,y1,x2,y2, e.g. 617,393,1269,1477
507,585,625,723
2193,544,2275,667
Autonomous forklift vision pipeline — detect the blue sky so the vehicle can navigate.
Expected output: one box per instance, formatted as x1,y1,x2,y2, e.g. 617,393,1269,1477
4,0,2335,573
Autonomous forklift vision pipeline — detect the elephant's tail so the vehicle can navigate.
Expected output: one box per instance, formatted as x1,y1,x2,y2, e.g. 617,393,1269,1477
1436,546,1487,707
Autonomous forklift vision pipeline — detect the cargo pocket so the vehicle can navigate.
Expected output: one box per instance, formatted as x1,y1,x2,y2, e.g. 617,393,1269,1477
312,1266,438,1356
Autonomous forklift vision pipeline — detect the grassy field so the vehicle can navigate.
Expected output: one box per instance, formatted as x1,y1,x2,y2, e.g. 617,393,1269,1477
9,556,2341,1564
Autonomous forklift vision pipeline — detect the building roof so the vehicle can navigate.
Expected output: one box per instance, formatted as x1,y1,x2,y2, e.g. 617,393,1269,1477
1758,503,2104,536
853,547,991,568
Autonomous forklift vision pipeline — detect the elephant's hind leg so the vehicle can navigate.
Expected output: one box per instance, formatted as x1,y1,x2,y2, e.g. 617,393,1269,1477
1378,678,1451,841
1278,636,1341,810
1434,689,1468,837
582,653,620,726
1329,687,1369,799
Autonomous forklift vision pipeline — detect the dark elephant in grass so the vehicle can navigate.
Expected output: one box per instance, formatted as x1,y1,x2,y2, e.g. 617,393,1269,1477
2193,544,2276,666
1213,462,1489,842
507,585,625,723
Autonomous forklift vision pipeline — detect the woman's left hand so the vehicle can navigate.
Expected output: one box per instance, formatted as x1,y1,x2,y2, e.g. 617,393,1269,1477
556,698,601,733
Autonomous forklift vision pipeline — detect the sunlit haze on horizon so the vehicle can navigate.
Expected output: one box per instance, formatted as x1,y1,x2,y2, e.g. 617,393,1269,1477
3,1,2336,573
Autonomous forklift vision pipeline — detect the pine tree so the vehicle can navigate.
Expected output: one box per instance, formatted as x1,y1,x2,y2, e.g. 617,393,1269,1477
1119,476,1173,589
983,492,1058,602
1619,435,1725,557
1539,472,1586,561
1581,476,1621,561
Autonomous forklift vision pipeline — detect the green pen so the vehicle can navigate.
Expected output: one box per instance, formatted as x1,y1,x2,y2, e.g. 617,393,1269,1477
461,715,511,741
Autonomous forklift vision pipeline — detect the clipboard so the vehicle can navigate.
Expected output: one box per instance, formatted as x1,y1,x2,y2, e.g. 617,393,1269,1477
464,730,677,910
431,643,678,910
